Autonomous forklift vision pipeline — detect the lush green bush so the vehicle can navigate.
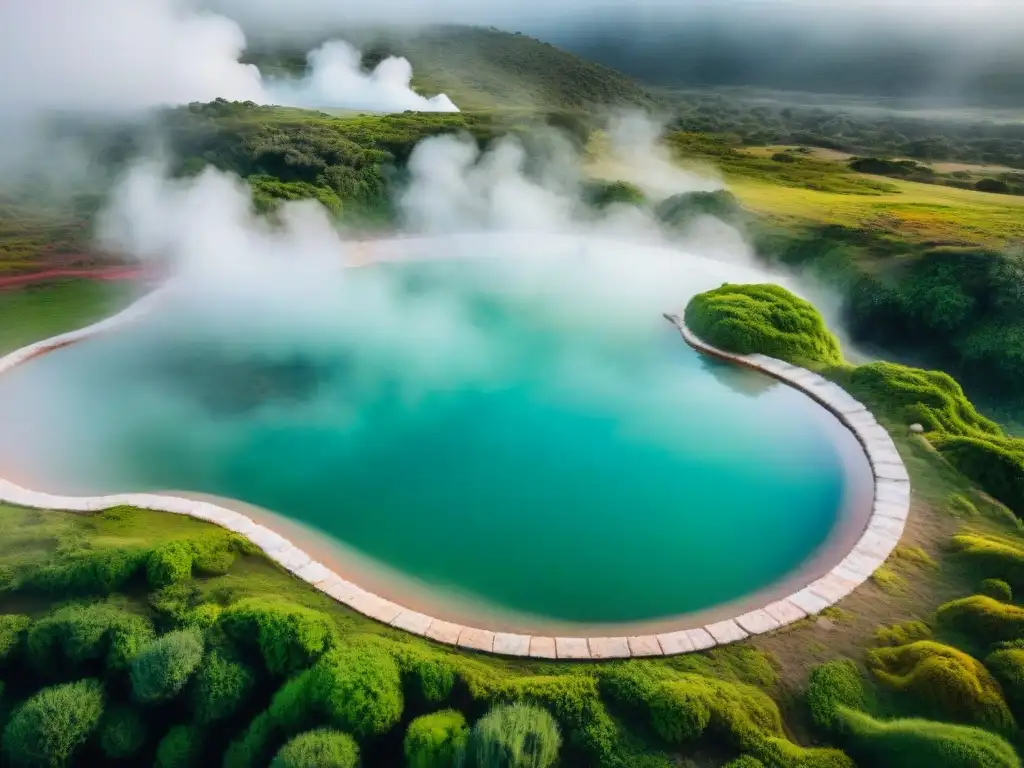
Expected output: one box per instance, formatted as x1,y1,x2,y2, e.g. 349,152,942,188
220,598,335,677
724,758,766,768
155,724,202,768
131,629,204,703
683,283,842,366
405,710,470,768
307,644,404,739
866,641,1014,730
835,708,1021,768
271,728,360,768
949,534,1024,589
26,602,154,677
469,702,562,768
392,644,457,706
986,648,1024,718
22,547,148,596
99,706,147,759
874,621,932,647
224,711,279,768
937,595,1024,644
932,435,1024,517
656,189,744,229
0,614,30,664
648,681,712,744
146,541,196,589
582,180,647,209
807,660,866,731
192,649,257,724
845,363,1000,436
1,679,104,767
982,579,1014,602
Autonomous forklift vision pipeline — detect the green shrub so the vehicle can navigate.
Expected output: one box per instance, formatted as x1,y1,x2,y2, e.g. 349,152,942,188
308,644,404,739
22,547,148,596
582,180,647,209
835,707,1021,767
99,706,147,759
192,649,257,724
874,621,932,647
220,598,335,677
949,494,980,517
1,679,104,767
982,579,1014,602
648,681,712,744
155,724,202,768
271,728,360,768
392,644,457,705
657,189,744,228
269,670,317,733
845,363,1000,436
933,435,1024,517
26,602,154,676
0,614,30,664
131,629,205,703
949,534,1024,589
936,595,1024,644
985,648,1024,719
684,283,842,366
866,641,1014,730
807,660,866,731
404,710,470,768
469,702,562,768
147,541,195,588
724,758,766,768
192,548,235,576
224,711,279,768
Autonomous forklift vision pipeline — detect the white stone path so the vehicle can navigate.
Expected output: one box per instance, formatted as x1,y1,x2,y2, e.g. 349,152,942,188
0,290,909,660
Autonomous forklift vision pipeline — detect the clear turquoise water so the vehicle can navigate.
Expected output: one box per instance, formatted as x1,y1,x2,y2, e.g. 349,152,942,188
0,258,862,625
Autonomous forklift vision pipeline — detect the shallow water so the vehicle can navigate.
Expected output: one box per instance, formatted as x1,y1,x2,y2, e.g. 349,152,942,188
0,250,865,625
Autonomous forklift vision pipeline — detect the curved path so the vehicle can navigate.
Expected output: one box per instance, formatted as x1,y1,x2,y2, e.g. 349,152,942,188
0,289,910,659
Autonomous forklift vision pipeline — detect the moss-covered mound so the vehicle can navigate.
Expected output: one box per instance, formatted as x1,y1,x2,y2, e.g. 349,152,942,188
657,189,744,229
582,179,647,209
684,283,843,367
931,436,1024,516
986,649,1024,721
936,595,1024,645
807,660,867,731
949,534,1024,591
835,708,1021,768
865,641,1015,730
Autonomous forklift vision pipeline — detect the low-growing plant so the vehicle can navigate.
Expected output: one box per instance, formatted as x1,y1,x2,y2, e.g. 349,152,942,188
99,706,147,759
949,533,1024,589
834,708,1021,768
724,758,766,768
191,649,257,724
22,547,148,596
874,621,932,647
866,641,1014,730
469,702,562,768
155,724,202,768
146,541,196,589
981,579,1014,603
220,598,335,677
936,595,1024,644
271,728,360,768
985,648,1024,720
0,614,30,664
405,710,470,768
1,678,104,767
131,629,205,703
807,660,866,731
949,494,980,518
307,644,404,739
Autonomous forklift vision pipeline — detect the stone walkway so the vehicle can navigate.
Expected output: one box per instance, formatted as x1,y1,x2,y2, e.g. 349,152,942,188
0,291,909,660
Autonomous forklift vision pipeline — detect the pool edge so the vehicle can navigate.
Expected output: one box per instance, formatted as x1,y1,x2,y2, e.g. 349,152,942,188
0,288,909,660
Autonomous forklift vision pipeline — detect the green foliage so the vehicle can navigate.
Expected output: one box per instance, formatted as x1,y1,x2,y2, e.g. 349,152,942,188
982,579,1014,602
835,708,1021,768
949,534,1024,590
146,537,244,588
0,614,30,664
99,706,147,759
220,598,335,677
1,679,104,767
469,702,562,768
405,710,470,768
224,711,278,768
932,435,1024,516
874,621,932,647
725,759,766,768
937,595,1024,644
22,547,148,596
307,644,404,739
807,660,866,731
250,175,344,217
155,724,202,768
192,649,257,724
26,602,154,677
656,189,744,228
648,682,712,744
684,283,842,366
582,180,647,209
389,642,457,705
131,629,204,703
949,494,980,518
986,648,1024,719
866,641,1014,730
271,728,359,768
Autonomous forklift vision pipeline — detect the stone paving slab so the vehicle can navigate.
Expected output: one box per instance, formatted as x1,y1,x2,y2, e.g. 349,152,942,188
269,546,312,572
628,635,664,657
875,462,910,482
556,637,591,660
809,573,859,604
705,620,749,644
764,599,807,624
392,611,434,635
588,637,631,659
319,576,360,604
529,636,557,659
425,620,464,646
347,592,403,624
790,588,832,615
867,514,906,538
493,633,531,657
295,561,333,585
735,609,781,635
656,630,696,655
458,628,495,653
